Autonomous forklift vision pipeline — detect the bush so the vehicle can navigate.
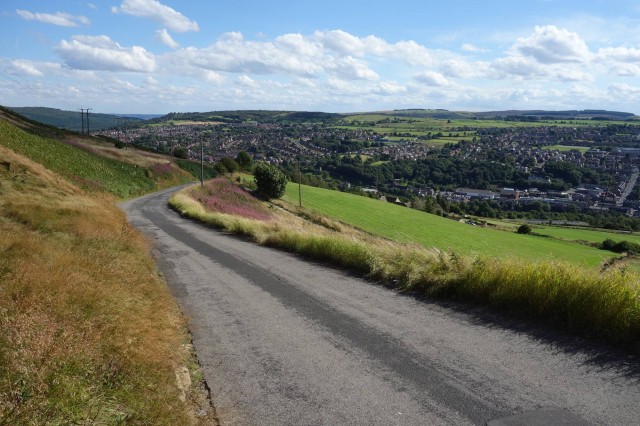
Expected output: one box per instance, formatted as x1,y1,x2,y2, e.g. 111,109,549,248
600,238,640,254
253,162,288,200
172,145,188,159
235,151,253,171
220,157,240,174
517,224,532,234
114,140,125,149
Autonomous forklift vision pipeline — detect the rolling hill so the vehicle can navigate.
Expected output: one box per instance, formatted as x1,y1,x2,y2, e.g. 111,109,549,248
8,106,145,132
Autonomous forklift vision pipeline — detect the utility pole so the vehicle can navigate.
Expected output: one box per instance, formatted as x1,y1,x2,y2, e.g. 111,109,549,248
78,108,85,134
78,108,92,134
115,117,121,142
200,137,204,187
86,108,92,134
298,160,302,208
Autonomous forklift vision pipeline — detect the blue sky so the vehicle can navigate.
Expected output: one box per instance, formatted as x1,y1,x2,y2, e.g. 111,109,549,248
2,0,640,114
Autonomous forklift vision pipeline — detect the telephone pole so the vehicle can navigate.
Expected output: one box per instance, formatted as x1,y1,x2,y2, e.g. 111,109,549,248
78,108,92,134
200,137,204,187
78,108,85,134
86,108,92,134
298,160,302,208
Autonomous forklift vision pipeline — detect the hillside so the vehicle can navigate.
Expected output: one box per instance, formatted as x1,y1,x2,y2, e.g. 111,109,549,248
8,106,144,131
280,183,618,268
0,110,213,423
0,106,204,198
381,108,638,120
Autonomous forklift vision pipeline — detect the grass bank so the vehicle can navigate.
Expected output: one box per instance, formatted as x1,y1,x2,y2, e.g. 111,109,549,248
0,112,214,423
170,180,640,351
0,146,212,423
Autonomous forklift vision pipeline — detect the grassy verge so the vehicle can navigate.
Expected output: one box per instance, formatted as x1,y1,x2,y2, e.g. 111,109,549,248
0,149,212,420
0,121,216,425
170,181,640,351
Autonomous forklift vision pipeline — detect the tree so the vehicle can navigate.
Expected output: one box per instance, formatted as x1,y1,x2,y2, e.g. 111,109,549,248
253,162,288,199
219,157,240,174
517,224,533,234
173,145,188,159
235,151,253,171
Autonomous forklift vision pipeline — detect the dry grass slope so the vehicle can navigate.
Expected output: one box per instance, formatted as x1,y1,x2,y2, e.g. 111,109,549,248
0,146,210,423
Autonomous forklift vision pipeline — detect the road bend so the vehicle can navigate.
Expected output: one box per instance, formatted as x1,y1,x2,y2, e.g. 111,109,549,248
121,186,639,426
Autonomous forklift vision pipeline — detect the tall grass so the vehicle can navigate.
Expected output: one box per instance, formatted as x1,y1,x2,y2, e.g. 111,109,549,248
171,183,640,350
0,147,205,423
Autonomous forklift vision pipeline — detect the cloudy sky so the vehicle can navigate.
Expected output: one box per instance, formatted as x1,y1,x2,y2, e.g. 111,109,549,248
2,0,640,114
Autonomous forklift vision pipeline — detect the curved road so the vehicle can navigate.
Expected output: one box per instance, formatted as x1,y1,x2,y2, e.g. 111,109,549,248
121,186,639,426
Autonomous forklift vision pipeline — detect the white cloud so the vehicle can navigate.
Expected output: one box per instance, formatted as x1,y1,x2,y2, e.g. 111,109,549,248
9,60,44,77
237,75,258,88
514,25,591,63
112,0,199,32
314,30,434,66
166,31,379,81
597,47,640,63
461,43,486,53
326,56,379,81
414,71,450,86
609,63,640,77
372,81,407,95
155,28,179,48
440,58,488,79
58,35,156,72
16,9,90,27
203,71,224,84
608,83,640,101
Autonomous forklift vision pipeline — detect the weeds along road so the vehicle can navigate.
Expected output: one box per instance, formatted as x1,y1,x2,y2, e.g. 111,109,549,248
122,186,640,426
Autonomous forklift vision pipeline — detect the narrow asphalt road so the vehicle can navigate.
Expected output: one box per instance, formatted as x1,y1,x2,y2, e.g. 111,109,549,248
121,186,640,426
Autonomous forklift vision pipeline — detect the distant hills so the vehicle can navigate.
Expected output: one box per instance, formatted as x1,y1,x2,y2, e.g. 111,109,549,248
8,106,639,130
7,107,153,132
387,108,638,120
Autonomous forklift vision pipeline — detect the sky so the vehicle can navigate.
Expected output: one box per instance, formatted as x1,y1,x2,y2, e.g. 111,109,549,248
3,0,640,114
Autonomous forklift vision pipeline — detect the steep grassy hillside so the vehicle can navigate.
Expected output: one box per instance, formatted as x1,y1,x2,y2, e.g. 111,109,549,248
0,109,197,198
282,183,614,268
0,146,213,423
0,112,213,423
8,106,143,131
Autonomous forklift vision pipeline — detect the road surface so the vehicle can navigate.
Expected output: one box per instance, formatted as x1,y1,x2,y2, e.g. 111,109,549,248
121,186,640,426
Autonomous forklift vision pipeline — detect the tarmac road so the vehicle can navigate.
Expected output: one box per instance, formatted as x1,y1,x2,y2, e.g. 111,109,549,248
121,186,640,426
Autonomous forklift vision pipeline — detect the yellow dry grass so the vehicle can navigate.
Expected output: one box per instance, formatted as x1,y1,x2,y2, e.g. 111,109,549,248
0,146,207,424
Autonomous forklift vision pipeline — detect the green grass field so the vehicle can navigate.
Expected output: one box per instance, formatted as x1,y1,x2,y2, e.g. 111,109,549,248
533,225,640,245
283,183,615,268
0,120,156,198
542,145,590,153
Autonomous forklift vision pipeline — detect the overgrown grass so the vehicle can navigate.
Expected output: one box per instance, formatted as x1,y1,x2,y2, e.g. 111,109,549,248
190,178,272,221
171,183,640,350
0,147,208,421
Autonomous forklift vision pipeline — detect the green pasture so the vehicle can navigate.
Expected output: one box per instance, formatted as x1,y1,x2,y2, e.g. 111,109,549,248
283,183,615,268
542,145,590,153
533,225,640,245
